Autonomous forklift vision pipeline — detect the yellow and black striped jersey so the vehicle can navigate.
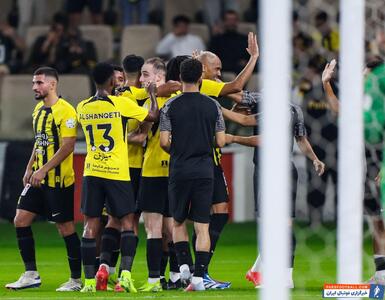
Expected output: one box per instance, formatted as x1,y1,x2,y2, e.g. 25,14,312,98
32,98,77,188
118,86,149,169
141,97,170,177
77,95,148,181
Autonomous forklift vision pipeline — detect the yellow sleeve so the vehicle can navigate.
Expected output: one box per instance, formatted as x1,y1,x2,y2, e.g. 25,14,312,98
121,90,138,102
130,87,149,100
200,79,225,97
60,105,77,138
117,96,149,122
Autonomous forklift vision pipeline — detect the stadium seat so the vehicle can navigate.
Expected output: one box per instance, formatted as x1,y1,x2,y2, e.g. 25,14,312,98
0,0,13,23
189,23,210,46
238,22,257,35
0,75,36,139
80,25,113,61
58,75,91,107
120,25,161,60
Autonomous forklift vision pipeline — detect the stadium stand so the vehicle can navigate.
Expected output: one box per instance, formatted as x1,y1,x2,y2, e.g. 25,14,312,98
120,25,161,60
25,25,113,62
238,22,257,35
189,23,210,46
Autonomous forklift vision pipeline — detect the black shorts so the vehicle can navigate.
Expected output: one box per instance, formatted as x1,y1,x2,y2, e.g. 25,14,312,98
212,165,229,204
66,0,103,14
138,177,170,217
129,168,142,200
81,176,136,219
17,184,74,223
169,178,213,224
254,163,297,218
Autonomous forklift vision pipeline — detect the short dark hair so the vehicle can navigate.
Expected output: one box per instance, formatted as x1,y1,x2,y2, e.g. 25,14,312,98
223,9,238,18
166,55,190,81
92,62,114,85
180,59,202,84
172,15,190,26
112,65,123,73
366,55,384,70
122,54,144,73
315,11,328,22
34,66,59,81
52,12,69,29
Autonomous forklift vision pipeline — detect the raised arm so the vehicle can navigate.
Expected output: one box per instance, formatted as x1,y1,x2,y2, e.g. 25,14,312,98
219,33,259,96
322,59,339,114
143,82,159,122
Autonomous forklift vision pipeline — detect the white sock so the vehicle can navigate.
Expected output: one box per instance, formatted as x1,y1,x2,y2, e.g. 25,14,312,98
251,255,262,272
374,255,385,259
109,267,116,275
170,272,180,283
99,263,109,273
180,264,190,274
25,270,38,276
148,277,159,284
192,276,203,285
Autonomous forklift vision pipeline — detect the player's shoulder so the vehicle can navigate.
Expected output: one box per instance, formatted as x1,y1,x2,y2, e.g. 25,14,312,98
56,98,76,112
162,93,184,110
77,96,94,111
33,101,44,112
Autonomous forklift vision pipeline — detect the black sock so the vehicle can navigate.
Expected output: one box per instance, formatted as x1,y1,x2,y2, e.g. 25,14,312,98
120,231,136,272
207,213,228,270
100,227,120,266
375,256,385,271
16,227,36,271
81,237,96,279
146,238,162,278
95,256,100,271
194,251,210,278
63,232,81,279
174,241,193,270
160,251,169,277
290,231,296,268
168,242,179,273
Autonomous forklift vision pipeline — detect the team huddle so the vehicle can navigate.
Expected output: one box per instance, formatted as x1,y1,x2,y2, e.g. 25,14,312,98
5,31,328,293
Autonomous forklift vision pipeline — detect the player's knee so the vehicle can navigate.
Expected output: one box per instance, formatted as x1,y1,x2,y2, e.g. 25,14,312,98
56,221,75,237
212,202,229,214
13,212,32,227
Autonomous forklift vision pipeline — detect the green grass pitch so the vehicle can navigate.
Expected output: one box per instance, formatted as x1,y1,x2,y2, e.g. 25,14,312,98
0,221,376,299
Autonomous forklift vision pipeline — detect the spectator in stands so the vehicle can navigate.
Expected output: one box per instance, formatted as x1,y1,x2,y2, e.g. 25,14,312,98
66,0,103,29
209,10,249,74
312,11,339,53
55,28,97,74
29,13,69,71
0,19,25,74
120,0,149,25
156,15,205,59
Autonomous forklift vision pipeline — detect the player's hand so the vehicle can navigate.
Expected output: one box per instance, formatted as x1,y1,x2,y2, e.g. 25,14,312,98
322,59,337,83
313,159,325,176
29,168,47,188
145,82,157,95
192,49,201,59
164,80,182,93
246,32,259,60
375,172,381,187
225,134,234,144
23,168,33,187
231,103,252,115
